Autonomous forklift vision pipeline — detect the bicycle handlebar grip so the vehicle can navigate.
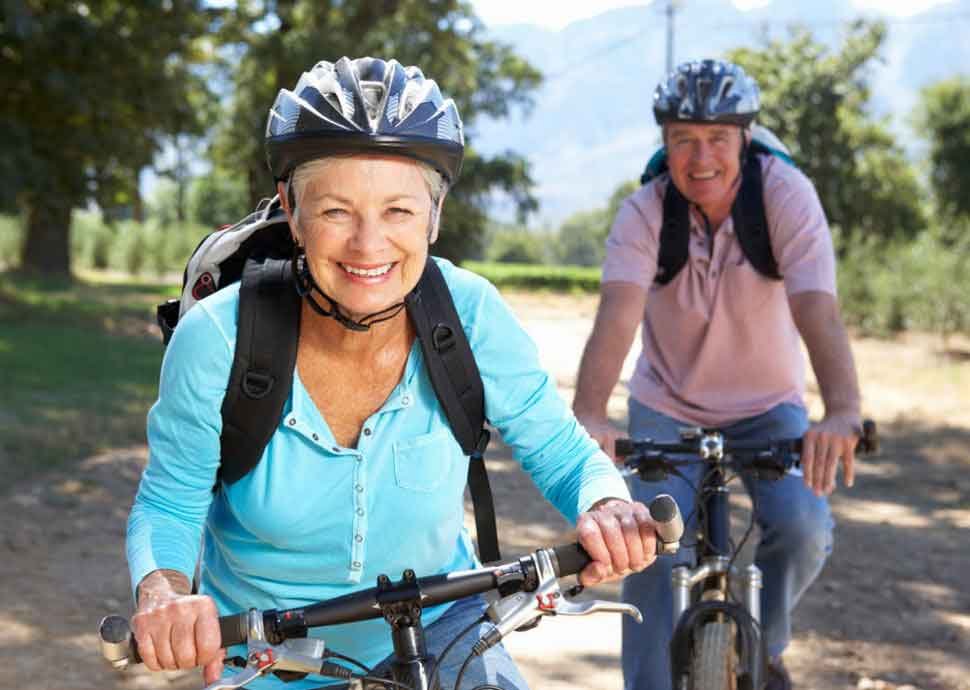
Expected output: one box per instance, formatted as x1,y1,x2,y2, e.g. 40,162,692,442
614,438,635,457
648,494,684,550
220,612,248,648
551,543,592,577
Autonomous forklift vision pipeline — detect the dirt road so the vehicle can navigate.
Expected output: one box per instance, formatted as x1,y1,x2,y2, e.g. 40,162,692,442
2,291,968,690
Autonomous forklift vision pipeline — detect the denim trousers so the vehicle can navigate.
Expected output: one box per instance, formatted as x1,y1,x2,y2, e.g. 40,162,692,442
332,594,529,690
621,399,833,690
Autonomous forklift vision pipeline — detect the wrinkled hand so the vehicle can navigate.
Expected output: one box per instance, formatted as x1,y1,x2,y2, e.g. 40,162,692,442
132,589,225,684
801,413,860,496
576,414,624,464
575,498,657,586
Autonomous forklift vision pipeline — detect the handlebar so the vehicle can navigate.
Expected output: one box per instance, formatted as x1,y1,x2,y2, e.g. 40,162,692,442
615,419,878,476
100,496,683,669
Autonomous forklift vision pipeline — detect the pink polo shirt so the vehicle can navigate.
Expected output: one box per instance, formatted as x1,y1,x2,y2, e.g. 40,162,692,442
602,155,836,428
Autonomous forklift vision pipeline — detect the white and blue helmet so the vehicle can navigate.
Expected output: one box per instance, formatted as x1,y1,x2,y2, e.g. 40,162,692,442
265,57,465,183
653,59,760,127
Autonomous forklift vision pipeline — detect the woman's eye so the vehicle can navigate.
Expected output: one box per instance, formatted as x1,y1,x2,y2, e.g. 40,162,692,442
323,208,348,219
388,207,414,216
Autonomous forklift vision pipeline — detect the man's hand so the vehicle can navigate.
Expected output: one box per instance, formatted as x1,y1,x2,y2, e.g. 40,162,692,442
575,498,657,586
576,414,624,464
801,412,860,496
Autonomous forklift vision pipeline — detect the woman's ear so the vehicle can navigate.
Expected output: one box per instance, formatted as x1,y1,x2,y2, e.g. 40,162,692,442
428,193,447,245
277,181,302,246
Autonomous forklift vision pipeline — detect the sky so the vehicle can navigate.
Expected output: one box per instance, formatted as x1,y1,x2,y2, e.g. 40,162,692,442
470,0,957,30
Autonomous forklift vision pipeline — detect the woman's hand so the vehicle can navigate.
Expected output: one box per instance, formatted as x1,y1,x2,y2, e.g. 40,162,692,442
131,570,225,684
575,498,657,586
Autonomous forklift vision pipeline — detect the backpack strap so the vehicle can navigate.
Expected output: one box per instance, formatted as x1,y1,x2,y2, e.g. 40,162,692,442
405,258,499,562
219,255,301,485
732,153,782,281
655,180,691,286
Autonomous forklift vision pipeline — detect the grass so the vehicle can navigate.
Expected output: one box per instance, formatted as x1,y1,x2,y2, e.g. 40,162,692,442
0,270,178,483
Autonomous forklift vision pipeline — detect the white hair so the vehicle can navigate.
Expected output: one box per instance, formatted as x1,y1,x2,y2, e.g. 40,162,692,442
288,155,447,228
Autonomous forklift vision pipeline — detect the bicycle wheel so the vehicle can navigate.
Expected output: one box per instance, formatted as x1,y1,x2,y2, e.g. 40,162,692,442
689,621,736,690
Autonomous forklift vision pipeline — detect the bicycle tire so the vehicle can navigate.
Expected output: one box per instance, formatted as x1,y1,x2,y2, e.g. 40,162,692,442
689,621,737,690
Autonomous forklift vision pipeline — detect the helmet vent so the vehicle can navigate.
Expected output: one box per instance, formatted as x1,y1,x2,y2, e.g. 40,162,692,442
360,81,386,128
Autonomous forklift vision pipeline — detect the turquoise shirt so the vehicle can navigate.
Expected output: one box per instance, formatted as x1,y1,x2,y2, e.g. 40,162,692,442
127,258,629,687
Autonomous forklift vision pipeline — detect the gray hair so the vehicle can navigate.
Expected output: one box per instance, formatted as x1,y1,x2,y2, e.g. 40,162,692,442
288,156,447,228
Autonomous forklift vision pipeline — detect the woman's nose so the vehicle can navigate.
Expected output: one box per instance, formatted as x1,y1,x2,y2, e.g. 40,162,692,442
348,216,388,252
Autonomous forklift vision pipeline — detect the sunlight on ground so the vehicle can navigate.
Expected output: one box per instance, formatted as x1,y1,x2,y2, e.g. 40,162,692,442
833,498,933,528
0,614,40,644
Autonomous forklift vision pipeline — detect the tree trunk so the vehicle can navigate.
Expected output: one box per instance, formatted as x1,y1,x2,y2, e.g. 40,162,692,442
20,198,73,278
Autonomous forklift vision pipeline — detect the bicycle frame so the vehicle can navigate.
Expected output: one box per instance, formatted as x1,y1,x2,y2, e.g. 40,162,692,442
667,432,765,690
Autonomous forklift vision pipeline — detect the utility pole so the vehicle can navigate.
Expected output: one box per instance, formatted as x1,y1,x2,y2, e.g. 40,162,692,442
664,0,683,75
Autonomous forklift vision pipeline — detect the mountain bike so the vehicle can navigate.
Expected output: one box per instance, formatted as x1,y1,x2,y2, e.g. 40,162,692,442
615,421,877,690
99,495,684,690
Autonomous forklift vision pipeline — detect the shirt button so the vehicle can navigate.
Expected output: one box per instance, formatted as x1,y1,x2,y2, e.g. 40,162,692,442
312,433,319,441
333,446,341,453
356,456,363,462
363,428,372,436
355,485,364,492
401,395,411,406
288,419,296,426
357,508,365,516
352,561,361,569
355,534,363,543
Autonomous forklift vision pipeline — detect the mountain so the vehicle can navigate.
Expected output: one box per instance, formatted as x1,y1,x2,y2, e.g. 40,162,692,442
472,0,970,225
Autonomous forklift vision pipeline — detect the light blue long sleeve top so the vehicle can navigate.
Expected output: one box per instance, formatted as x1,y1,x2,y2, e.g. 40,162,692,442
126,258,630,687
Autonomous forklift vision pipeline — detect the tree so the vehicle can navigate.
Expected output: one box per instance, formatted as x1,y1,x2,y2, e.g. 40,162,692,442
210,0,542,263
914,77,970,222
1,1,217,276
730,21,925,244
189,169,251,229
555,179,637,267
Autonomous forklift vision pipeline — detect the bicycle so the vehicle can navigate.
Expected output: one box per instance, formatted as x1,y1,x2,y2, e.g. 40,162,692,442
99,494,685,690
615,420,878,690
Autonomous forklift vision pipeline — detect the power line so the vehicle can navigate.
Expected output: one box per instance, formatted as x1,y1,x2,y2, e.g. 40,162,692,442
539,9,970,84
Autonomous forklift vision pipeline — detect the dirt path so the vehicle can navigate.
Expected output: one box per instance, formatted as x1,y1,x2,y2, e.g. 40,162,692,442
2,292,968,690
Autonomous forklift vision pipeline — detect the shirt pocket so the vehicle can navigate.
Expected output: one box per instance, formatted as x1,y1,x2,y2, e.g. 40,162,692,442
392,429,455,492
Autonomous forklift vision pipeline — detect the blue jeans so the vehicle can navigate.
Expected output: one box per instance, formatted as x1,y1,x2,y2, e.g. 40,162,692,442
621,400,833,690
335,595,529,690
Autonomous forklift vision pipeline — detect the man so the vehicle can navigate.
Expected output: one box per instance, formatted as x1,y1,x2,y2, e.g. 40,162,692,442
572,59,862,690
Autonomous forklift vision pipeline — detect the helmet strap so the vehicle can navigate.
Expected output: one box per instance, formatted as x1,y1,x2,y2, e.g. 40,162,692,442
292,249,407,332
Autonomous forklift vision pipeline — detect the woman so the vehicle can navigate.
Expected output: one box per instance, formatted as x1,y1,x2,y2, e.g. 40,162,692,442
127,57,659,690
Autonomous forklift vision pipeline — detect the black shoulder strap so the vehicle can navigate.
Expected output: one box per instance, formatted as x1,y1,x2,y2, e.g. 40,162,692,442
405,258,499,562
655,179,691,286
219,255,301,485
732,154,782,281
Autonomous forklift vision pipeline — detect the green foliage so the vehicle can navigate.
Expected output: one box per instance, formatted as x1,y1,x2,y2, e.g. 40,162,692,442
0,215,24,270
836,224,970,346
553,179,637,267
189,169,252,229
462,261,600,292
730,21,925,243
486,228,549,264
2,0,219,274
914,77,970,219
211,0,542,263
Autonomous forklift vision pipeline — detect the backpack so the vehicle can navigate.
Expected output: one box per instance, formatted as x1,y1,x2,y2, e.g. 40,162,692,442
640,125,797,286
156,196,503,563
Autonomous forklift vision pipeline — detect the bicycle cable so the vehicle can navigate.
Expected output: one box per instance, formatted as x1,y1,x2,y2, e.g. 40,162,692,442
454,649,505,690
323,649,371,674
427,614,489,690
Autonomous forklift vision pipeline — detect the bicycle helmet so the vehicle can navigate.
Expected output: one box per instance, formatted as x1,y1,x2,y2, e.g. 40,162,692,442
265,56,464,183
653,59,760,127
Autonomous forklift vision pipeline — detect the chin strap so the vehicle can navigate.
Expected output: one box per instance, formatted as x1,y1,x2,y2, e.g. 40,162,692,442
292,250,406,332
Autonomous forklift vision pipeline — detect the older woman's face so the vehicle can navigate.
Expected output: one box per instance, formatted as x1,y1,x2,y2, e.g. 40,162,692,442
284,155,438,321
